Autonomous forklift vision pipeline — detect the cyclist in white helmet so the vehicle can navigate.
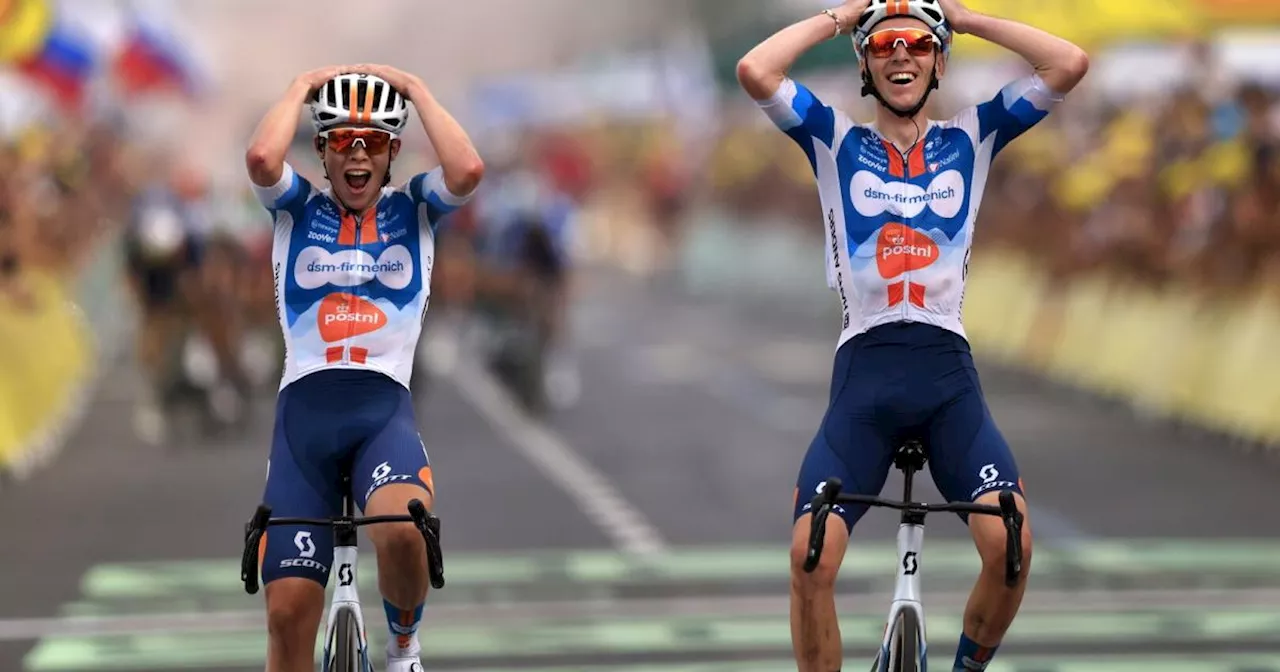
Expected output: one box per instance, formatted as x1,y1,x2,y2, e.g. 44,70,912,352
244,64,483,672
736,0,1087,670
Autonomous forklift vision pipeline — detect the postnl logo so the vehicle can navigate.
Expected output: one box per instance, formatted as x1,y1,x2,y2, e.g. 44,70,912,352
850,169,964,219
876,223,939,279
294,245,413,291
318,293,387,342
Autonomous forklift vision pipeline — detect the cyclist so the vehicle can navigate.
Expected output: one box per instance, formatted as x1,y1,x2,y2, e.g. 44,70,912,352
244,64,483,672
471,158,581,410
122,161,213,444
735,0,1088,670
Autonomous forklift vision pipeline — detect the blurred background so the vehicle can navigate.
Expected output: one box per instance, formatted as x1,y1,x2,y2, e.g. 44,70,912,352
2,0,1280,670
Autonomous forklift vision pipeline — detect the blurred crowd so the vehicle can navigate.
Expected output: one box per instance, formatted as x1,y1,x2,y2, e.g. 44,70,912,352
989,80,1280,295
0,117,132,310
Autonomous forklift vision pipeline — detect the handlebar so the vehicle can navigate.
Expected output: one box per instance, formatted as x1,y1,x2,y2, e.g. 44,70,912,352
802,477,1024,588
240,498,445,595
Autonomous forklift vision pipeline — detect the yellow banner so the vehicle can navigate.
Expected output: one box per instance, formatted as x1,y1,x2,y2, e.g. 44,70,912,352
1195,0,1280,23
953,0,1204,55
0,270,91,474
963,248,1280,444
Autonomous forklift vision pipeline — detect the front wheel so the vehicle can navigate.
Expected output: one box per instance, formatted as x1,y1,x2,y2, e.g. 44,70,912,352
887,608,921,672
327,607,366,672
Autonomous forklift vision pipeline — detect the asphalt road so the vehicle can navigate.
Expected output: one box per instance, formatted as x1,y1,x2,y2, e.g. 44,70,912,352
2,266,1280,671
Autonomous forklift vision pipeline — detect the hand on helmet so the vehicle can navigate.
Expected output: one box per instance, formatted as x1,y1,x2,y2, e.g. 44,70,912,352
833,0,873,34
355,64,423,99
934,0,973,33
295,65,367,95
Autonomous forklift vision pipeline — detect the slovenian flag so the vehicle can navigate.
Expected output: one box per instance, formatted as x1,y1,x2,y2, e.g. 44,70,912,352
113,2,201,98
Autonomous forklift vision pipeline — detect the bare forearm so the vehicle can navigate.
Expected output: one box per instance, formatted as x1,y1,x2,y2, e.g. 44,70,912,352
956,11,1089,93
245,80,311,187
404,82,484,196
737,14,840,101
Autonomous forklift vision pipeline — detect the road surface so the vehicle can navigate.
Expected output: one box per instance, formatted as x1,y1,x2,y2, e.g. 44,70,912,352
2,266,1279,671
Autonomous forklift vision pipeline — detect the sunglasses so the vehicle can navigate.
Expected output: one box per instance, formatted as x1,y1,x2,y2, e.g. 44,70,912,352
320,128,395,155
860,28,940,59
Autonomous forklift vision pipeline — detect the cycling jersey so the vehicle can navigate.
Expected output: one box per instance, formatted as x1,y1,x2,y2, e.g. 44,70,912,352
252,162,472,390
759,74,1062,348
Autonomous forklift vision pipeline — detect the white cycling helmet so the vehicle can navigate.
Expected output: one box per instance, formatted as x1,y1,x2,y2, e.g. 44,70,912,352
852,0,952,59
310,73,409,136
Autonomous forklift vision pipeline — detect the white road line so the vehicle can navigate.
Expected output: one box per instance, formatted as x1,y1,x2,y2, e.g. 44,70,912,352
3,587,1279,640
446,360,667,557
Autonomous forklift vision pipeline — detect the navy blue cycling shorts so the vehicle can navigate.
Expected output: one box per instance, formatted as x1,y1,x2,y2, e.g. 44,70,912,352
792,322,1023,532
259,369,433,586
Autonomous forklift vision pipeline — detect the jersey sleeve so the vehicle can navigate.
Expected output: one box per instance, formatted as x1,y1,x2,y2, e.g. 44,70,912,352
961,74,1065,158
757,77,838,171
407,167,476,233
250,162,312,226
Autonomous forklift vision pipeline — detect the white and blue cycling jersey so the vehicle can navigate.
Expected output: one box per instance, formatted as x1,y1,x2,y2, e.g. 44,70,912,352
758,74,1063,349
252,162,472,390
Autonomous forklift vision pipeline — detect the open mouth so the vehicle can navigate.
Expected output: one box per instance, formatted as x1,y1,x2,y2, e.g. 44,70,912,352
888,72,918,87
345,170,371,191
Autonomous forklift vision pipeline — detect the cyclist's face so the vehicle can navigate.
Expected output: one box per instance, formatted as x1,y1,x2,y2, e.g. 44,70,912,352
862,18,945,112
317,126,401,211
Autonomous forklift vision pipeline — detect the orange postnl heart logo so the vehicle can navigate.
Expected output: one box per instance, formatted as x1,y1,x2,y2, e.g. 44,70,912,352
876,223,939,279
318,293,386,342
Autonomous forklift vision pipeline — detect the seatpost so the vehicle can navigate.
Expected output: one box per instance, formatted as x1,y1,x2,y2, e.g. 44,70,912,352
336,474,358,548
895,441,928,526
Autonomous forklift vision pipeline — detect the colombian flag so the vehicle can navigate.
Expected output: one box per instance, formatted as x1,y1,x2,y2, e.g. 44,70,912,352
14,11,95,111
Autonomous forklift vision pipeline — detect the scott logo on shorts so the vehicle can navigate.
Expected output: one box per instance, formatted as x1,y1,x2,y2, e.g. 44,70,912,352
279,531,328,573
364,461,417,501
971,463,1017,499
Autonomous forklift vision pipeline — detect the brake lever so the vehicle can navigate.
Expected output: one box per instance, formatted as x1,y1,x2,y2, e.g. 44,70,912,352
997,490,1023,588
408,499,445,590
803,478,843,574
240,505,272,595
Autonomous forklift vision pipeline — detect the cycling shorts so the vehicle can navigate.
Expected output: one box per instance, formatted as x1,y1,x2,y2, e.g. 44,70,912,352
259,368,433,586
792,322,1023,531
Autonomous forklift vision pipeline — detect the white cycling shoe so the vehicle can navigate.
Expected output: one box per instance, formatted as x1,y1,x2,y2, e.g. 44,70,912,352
386,639,424,672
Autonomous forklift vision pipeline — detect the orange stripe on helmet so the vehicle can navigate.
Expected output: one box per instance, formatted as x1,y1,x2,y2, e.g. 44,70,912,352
347,79,359,124
890,0,908,15
361,82,375,124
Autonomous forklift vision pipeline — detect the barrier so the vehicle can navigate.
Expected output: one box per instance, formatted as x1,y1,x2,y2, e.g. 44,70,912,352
676,215,1280,446
0,232,125,485
0,268,94,480
963,248,1280,445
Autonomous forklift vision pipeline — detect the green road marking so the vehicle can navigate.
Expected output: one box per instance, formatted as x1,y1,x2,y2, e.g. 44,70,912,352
78,541,1280,600
25,608,1280,670
435,660,1280,672
361,660,1280,672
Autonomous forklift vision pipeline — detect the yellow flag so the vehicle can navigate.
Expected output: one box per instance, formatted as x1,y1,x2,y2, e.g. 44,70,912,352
0,0,52,64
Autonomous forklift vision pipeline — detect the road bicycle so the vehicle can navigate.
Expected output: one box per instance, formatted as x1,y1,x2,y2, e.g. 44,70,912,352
240,473,445,671
803,439,1024,672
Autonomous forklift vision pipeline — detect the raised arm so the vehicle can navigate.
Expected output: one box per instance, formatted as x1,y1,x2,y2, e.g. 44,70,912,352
736,0,869,101
244,65,354,187
940,0,1089,94
368,64,485,198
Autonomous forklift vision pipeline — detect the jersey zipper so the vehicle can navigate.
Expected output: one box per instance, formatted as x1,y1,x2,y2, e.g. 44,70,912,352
888,142,913,320
345,208,363,363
